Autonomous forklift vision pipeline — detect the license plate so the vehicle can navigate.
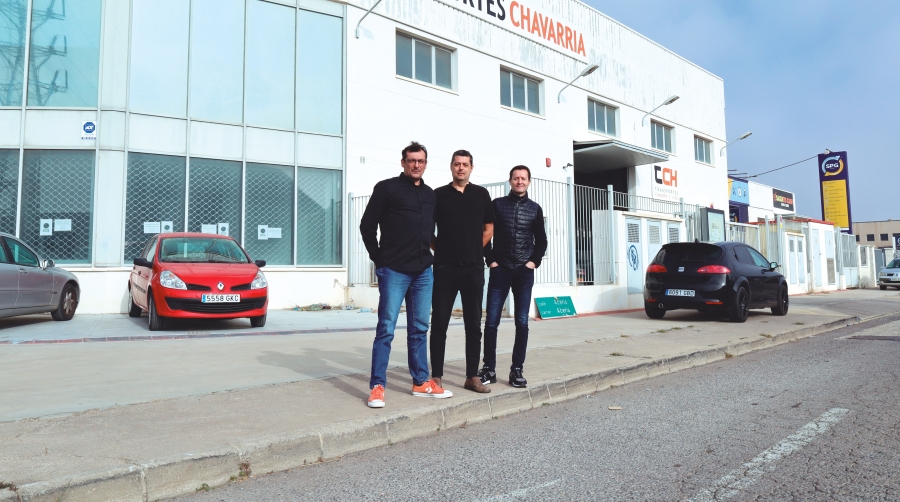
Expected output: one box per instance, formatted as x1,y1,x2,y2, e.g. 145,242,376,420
201,294,240,303
666,289,695,297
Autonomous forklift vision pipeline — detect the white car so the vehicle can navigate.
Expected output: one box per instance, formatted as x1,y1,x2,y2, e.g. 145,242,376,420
878,259,900,290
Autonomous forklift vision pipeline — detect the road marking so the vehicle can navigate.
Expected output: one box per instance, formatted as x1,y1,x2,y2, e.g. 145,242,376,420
686,408,849,502
474,479,562,502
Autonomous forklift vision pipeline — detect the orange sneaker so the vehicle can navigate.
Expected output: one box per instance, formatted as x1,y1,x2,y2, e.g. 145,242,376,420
412,379,453,399
368,385,385,408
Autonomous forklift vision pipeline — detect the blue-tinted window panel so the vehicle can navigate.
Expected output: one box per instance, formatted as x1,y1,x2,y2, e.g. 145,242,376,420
587,101,595,131
0,0,26,106
246,0,295,130
414,40,431,83
297,167,341,265
129,0,189,116
19,150,94,264
297,10,342,135
434,47,451,89
28,0,102,107
606,106,616,136
526,79,539,114
396,34,412,78
500,70,511,107
512,74,525,110
190,0,244,123
245,163,293,266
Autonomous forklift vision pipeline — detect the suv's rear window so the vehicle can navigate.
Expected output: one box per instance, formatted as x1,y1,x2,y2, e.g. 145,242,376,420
656,244,722,266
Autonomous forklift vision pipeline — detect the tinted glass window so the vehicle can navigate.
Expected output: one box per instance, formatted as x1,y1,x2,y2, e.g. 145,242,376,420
0,239,9,262
733,246,754,265
886,259,900,269
658,244,722,267
145,240,158,261
748,248,771,268
6,238,39,266
159,237,249,264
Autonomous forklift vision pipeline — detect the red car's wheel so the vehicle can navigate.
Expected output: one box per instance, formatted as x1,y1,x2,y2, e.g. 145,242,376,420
148,292,166,331
250,313,267,328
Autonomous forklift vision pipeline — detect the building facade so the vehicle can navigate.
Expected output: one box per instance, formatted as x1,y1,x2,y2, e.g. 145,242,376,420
852,220,900,250
0,0,731,314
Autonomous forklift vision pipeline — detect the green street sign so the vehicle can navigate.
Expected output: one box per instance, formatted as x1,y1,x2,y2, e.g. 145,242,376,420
534,296,577,319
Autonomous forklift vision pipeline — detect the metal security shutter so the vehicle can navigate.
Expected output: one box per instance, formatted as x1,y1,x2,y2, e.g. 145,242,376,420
0,150,17,234
649,224,661,244
627,222,640,243
827,258,836,285
188,158,242,240
124,153,186,261
668,225,680,244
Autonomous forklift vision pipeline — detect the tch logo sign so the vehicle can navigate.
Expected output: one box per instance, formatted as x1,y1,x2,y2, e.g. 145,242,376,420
654,166,678,187
653,165,680,202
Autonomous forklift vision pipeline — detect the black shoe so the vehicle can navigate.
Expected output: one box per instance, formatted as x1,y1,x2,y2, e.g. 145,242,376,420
478,366,497,385
509,367,527,388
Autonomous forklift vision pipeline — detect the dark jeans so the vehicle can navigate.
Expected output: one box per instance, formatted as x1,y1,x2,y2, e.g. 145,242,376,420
430,264,485,379
483,265,535,371
370,266,432,389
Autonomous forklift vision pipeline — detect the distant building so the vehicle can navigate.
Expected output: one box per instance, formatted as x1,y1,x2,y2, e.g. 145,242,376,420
852,221,900,249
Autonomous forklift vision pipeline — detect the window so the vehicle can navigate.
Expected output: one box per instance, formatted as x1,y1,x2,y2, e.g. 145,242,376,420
0,0,26,106
0,150,17,234
245,0,295,130
28,0,102,107
124,153,186,261
880,234,889,241
651,122,673,153
297,10,343,135
297,167,341,265
19,150,94,264
6,237,38,266
190,0,245,123
245,163,294,266
187,158,242,240
500,69,540,114
129,0,189,116
734,246,754,265
866,234,875,242
588,100,616,136
855,235,859,242
748,247,771,268
396,33,451,89
694,136,712,164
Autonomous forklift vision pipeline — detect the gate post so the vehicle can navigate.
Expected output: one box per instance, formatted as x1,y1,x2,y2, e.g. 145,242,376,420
607,185,616,284
567,177,577,286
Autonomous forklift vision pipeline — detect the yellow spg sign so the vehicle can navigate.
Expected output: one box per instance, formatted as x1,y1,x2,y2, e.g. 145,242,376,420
817,152,852,230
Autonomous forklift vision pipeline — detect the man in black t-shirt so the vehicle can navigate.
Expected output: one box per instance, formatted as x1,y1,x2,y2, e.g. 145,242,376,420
431,150,495,394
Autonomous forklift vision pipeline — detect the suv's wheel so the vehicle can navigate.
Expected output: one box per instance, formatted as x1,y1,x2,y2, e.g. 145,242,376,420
727,287,749,323
50,282,78,321
250,313,267,328
644,302,666,319
148,292,166,331
128,285,142,317
771,286,789,316
880,285,887,291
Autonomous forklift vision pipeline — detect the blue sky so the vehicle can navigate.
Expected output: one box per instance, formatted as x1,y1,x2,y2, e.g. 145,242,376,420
584,0,899,223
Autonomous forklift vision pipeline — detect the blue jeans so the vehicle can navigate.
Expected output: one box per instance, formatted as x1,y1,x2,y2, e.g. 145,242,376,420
370,266,433,388
483,265,535,371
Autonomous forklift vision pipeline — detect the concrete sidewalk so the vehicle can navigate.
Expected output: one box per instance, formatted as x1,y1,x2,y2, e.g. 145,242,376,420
1,289,899,501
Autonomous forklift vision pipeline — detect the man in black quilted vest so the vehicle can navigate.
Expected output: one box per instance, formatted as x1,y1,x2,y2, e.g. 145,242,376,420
480,165,547,388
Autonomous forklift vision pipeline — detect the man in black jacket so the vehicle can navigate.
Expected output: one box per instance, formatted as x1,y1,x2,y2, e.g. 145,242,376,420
481,165,547,388
359,142,452,409
431,150,494,394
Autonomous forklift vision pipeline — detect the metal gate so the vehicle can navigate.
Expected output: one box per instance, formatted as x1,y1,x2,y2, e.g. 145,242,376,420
625,218,642,294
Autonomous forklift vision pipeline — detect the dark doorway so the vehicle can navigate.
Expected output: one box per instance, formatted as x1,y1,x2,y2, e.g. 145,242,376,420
574,167,627,193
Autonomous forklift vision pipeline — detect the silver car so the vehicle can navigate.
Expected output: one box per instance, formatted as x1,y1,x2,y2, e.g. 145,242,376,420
0,232,80,320
878,258,900,290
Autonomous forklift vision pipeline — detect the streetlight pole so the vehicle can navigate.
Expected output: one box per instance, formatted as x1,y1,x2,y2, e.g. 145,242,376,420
640,95,679,126
719,131,753,156
355,0,384,39
557,64,599,103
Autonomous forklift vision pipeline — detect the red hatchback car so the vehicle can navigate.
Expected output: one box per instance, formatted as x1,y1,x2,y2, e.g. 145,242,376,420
128,233,268,331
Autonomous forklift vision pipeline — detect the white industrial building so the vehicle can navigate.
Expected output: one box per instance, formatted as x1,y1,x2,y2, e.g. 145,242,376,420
0,0,739,315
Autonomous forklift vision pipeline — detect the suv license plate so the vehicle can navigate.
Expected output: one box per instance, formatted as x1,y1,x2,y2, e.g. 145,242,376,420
666,289,695,297
201,294,240,303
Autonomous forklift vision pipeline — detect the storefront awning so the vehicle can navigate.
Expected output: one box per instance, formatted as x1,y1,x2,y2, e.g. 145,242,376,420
573,139,669,173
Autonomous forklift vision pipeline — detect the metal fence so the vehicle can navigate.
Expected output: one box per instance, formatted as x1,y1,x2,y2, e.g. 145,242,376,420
728,222,761,250
348,194,374,286
573,184,614,285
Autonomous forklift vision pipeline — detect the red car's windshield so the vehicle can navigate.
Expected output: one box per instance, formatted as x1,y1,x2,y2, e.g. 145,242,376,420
158,237,250,264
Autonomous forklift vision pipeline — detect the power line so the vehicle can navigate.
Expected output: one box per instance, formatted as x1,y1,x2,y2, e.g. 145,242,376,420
746,155,818,179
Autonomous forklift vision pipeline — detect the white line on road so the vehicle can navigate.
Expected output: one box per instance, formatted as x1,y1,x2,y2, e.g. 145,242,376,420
686,408,850,502
474,479,562,502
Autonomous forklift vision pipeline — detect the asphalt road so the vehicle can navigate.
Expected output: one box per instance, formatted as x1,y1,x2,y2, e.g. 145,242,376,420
178,314,900,502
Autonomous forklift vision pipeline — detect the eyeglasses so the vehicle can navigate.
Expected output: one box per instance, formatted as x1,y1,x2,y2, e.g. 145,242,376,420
404,159,427,166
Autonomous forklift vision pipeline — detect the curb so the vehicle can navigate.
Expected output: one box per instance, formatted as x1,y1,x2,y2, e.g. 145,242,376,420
5,314,867,501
